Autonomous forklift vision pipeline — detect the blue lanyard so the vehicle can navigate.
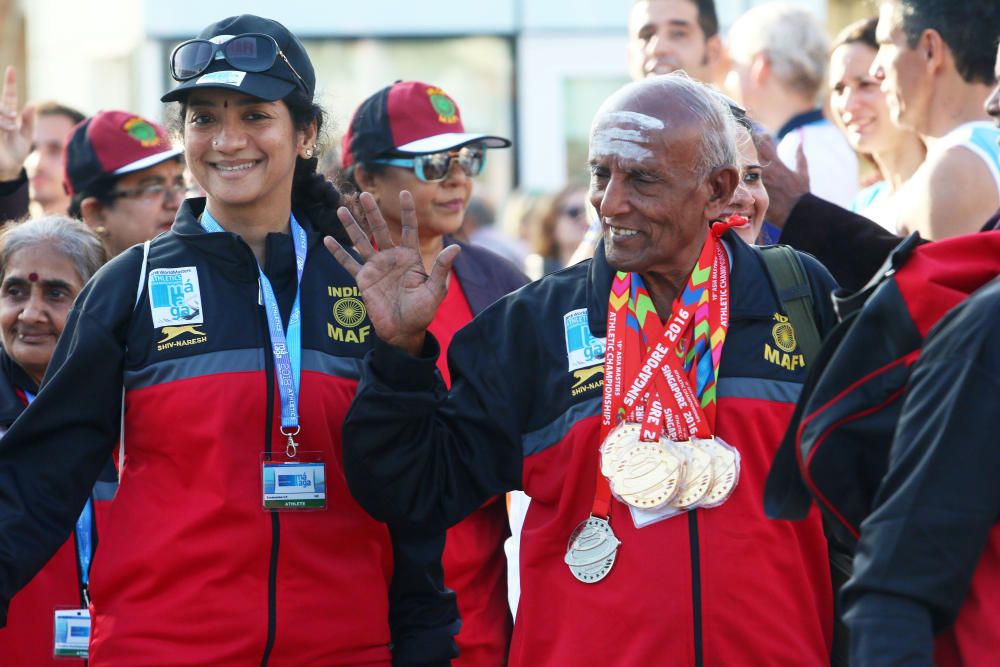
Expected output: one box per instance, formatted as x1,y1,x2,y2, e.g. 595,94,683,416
199,210,307,457
25,391,94,589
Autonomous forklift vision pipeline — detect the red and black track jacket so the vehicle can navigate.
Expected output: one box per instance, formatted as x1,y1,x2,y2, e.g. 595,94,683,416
343,233,840,666
0,198,461,666
843,276,1000,666
0,349,116,666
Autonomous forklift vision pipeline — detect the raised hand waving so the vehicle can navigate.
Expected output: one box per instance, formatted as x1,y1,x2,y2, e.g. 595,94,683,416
324,190,461,356
0,66,34,182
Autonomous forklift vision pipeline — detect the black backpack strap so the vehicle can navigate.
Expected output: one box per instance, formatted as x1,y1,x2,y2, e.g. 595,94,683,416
758,244,822,364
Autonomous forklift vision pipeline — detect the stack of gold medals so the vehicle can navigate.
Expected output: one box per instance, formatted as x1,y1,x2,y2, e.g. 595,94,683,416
600,422,739,513
565,221,742,584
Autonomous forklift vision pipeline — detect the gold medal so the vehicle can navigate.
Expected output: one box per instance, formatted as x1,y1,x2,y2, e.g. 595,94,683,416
700,436,739,505
609,441,682,509
670,440,714,509
564,515,621,583
599,422,643,477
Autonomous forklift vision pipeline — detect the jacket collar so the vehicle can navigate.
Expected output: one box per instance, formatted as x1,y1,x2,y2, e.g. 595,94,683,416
0,347,36,426
775,108,826,141
173,197,328,246
171,197,328,281
585,230,779,337
446,236,488,295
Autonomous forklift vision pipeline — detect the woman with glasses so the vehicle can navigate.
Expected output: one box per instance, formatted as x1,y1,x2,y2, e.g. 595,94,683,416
341,81,527,666
0,15,457,666
63,110,187,257
523,184,591,279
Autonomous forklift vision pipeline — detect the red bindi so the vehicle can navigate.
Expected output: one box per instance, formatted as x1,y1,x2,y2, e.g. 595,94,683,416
28,272,38,282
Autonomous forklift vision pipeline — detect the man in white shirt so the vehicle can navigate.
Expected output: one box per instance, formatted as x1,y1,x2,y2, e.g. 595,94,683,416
872,0,1000,240
725,3,859,209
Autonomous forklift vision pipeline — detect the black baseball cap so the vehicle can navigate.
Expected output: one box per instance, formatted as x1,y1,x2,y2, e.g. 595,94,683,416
161,15,315,103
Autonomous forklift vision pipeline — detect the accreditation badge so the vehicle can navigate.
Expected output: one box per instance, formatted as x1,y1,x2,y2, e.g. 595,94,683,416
261,451,328,511
53,608,90,658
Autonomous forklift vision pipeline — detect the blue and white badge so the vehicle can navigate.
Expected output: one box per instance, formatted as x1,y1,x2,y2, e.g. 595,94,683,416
262,458,327,510
148,267,204,327
564,308,605,372
53,609,90,658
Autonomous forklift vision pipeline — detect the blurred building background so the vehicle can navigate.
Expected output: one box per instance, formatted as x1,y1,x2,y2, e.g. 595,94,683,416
1,0,872,205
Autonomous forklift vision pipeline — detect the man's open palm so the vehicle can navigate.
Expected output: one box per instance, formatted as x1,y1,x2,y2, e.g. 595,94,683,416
324,191,460,355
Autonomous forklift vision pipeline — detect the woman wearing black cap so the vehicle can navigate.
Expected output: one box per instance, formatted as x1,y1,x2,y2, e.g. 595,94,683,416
342,81,527,666
0,15,455,666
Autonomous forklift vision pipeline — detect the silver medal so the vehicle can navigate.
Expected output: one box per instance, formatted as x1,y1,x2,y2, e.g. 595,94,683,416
564,515,621,584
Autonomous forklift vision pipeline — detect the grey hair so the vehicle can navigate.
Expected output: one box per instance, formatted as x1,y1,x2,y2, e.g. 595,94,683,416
594,73,741,180
728,3,830,101
661,73,741,179
0,216,108,285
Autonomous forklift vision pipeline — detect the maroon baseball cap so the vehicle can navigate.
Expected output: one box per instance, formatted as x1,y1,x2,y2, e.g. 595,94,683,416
63,110,183,197
341,81,510,169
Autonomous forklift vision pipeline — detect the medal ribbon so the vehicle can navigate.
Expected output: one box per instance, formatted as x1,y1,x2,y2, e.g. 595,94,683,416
590,218,739,518
200,210,307,451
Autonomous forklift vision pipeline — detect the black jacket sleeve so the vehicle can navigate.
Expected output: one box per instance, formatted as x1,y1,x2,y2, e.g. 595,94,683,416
779,194,915,292
842,279,1000,666
0,249,139,624
343,312,525,532
389,523,460,666
0,170,30,224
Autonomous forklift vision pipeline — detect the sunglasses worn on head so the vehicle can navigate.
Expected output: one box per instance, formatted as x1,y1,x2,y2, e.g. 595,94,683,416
372,146,487,183
170,33,308,92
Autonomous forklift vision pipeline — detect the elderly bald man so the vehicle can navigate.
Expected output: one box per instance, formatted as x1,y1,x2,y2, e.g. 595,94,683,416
327,74,839,666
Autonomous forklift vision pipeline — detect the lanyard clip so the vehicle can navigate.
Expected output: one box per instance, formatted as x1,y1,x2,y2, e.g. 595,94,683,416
281,426,301,458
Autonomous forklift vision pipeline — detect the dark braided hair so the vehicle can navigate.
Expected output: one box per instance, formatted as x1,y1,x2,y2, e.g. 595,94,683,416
283,89,351,246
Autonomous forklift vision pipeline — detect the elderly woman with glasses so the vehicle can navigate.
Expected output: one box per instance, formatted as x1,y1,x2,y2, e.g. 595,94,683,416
63,110,186,257
341,80,528,666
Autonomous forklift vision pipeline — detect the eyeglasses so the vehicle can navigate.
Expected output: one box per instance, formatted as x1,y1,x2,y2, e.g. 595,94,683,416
170,33,308,93
372,146,487,183
110,180,189,202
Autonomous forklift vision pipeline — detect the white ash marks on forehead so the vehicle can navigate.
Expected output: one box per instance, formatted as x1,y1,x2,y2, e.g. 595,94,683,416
591,111,665,162
606,111,665,131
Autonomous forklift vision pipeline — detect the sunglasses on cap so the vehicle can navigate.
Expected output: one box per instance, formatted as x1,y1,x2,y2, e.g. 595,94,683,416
170,33,308,92
372,145,487,183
